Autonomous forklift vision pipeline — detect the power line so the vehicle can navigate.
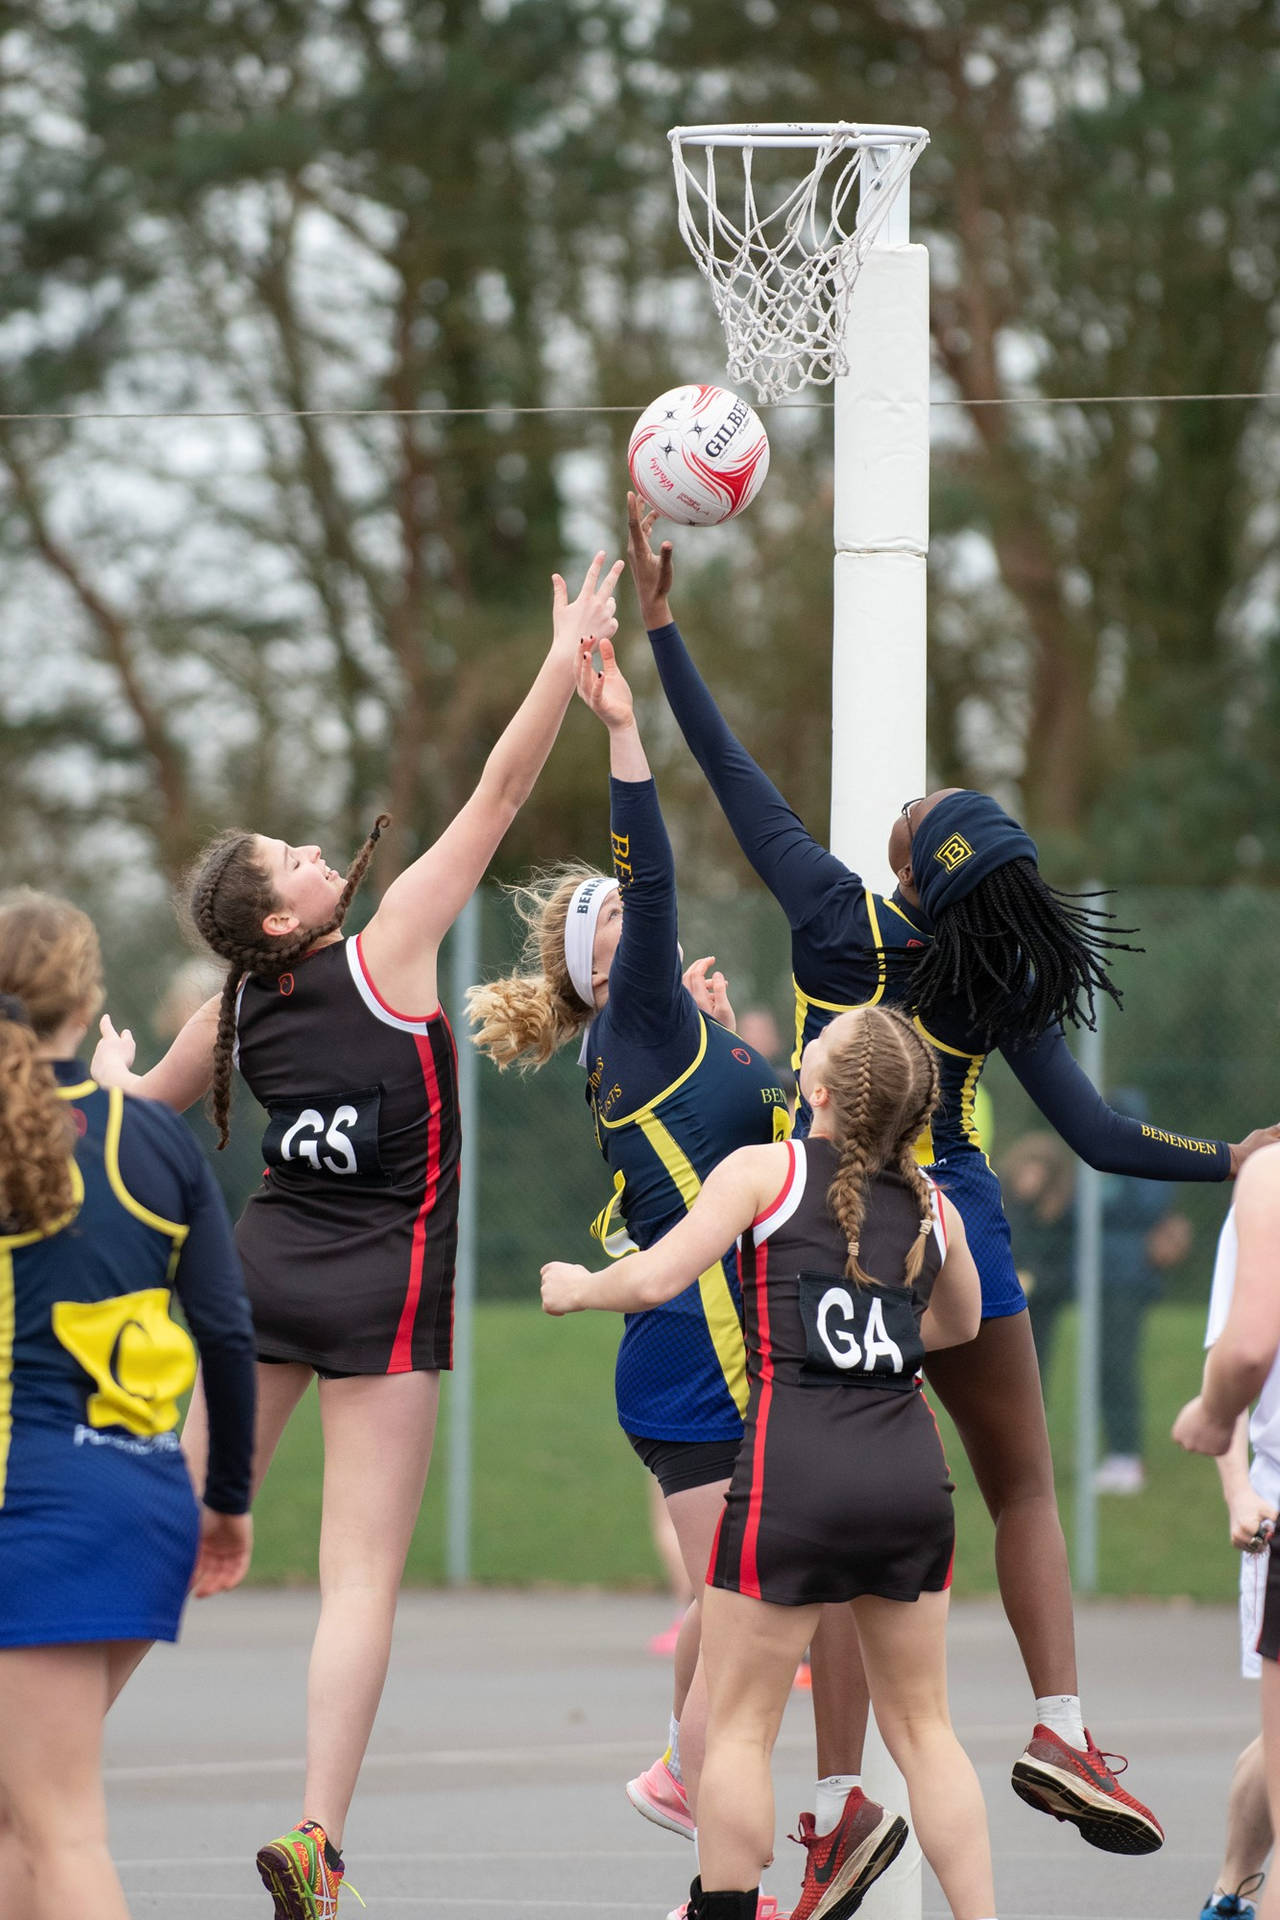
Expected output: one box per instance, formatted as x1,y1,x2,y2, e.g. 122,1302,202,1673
0,391,1279,425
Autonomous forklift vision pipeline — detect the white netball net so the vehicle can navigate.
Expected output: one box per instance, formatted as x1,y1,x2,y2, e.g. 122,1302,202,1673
669,123,929,403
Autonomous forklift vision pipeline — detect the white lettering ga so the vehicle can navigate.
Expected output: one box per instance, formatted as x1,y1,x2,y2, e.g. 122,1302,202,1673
816,1287,905,1374
280,1105,360,1175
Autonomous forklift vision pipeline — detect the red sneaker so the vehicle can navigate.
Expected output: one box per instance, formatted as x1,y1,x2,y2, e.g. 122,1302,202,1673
627,1754,695,1839
789,1789,909,1920
1011,1724,1164,1854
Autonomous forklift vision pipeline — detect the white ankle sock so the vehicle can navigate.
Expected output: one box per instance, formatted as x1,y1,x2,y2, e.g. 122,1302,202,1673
666,1715,683,1783
1034,1694,1086,1747
814,1774,861,1835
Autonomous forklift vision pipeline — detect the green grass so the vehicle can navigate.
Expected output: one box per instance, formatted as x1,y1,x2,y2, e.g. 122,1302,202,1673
246,1301,1237,1599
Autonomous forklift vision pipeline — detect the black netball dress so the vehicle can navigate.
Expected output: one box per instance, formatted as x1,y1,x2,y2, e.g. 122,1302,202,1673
233,934,460,1375
710,1135,955,1607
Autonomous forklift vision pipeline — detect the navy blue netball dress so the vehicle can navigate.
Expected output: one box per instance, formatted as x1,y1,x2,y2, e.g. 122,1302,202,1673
0,1065,255,1648
583,776,789,1448
647,619,1232,1321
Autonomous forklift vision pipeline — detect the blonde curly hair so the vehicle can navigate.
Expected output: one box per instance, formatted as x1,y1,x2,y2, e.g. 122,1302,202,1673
466,865,604,1070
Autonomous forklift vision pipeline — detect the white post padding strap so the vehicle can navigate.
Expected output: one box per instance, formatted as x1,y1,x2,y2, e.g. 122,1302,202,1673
833,246,930,557
829,243,930,888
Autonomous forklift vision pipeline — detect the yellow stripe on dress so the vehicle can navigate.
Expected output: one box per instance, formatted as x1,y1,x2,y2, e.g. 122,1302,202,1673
635,1109,749,1417
0,1253,12,1507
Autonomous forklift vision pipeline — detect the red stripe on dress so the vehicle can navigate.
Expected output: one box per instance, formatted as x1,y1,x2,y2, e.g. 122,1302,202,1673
389,1029,442,1373
355,933,441,1024
751,1141,796,1229
738,1237,773,1600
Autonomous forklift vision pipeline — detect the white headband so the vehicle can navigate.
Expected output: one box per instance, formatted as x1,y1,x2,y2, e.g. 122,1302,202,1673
564,876,620,1010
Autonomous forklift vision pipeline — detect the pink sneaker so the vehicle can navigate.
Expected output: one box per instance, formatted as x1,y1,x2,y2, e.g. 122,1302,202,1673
626,1755,695,1840
667,1898,787,1919
648,1613,687,1656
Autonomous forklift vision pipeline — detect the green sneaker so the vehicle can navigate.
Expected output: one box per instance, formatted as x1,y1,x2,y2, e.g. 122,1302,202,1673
256,1820,362,1919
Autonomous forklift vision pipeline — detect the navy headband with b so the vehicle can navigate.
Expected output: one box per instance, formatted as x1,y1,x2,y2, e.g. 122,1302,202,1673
911,791,1038,921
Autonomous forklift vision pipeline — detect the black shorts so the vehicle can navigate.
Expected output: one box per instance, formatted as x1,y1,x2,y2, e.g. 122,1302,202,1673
259,1353,355,1383
1257,1543,1280,1663
626,1432,740,1498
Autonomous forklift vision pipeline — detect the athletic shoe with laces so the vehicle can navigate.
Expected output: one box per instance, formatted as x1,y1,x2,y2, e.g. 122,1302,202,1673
1011,1724,1164,1854
627,1754,695,1839
788,1789,910,1920
255,1819,363,1919
1200,1874,1265,1920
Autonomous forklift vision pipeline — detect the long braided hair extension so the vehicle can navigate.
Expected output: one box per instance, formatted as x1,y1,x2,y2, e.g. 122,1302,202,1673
0,891,104,1233
909,859,1141,1050
186,816,390,1149
822,1007,941,1288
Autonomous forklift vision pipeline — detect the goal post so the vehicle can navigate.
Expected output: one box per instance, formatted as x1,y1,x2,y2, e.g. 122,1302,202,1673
668,119,931,1919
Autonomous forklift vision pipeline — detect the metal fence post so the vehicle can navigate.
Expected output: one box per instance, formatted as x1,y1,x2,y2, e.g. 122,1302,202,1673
1073,977,1104,1594
446,891,480,1585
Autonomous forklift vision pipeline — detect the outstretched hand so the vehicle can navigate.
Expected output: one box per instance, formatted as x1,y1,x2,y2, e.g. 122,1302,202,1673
626,491,674,628
1229,1125,1280,1176
551,552,624,661
576,635,635,731
92,1014,137,1086
683,955,736,1031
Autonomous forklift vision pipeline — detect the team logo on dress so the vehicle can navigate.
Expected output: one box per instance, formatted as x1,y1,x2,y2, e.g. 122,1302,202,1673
70,1106,88,1137
933,833,973,872
278,973,295,996
732,1047,751,1065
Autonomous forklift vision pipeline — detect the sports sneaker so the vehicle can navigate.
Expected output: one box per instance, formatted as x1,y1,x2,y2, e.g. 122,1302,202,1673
627,1754,695,1839
666,1894,787,1919
789,1789,910,1920
649,1612,687,1656
1011,1725,1164,1854
1200,1874,1265,1920
256,1819,362,1918
1094,1454,1146,1495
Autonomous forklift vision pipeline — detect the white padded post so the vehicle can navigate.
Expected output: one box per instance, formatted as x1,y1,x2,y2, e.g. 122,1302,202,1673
829,242,930,887
830,225,930,1920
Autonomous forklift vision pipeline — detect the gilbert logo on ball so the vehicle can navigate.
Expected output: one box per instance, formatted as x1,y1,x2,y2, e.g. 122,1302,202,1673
628,383,770,526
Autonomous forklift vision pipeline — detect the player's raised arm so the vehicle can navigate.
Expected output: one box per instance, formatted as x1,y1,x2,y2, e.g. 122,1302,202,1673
359,553,623,1010
92,996,220,1109
627,493,851,927
540,1144,785,1315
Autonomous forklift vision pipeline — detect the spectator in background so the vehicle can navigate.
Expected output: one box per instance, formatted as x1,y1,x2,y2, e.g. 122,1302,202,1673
735,1007,797,1118
1096,1089,1193,1494
1001,1132,1076,1378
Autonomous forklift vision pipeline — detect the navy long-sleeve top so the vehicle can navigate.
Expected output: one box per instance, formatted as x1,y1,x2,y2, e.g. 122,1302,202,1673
582,776,789,1440
646,619,1229,1185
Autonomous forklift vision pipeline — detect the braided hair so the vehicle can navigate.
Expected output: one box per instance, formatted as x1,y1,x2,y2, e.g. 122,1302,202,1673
908,859,1138,1050
820,1006,941,1288
186,816,389,1148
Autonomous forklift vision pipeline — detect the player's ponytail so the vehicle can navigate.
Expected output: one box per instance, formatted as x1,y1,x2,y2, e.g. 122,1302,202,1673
466,867,599,1070
0,891,104,1233
821,1007,940,1287
186,815,389,1148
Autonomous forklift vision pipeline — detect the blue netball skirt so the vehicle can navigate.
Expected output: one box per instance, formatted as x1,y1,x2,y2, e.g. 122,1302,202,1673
0,1422,201,1648
927,1148,1027,1321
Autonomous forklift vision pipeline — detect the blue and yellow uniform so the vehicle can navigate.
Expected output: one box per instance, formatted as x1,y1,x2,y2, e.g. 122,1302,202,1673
583,778,789,1444
647,619,1233,1320
0,1063,255,1648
